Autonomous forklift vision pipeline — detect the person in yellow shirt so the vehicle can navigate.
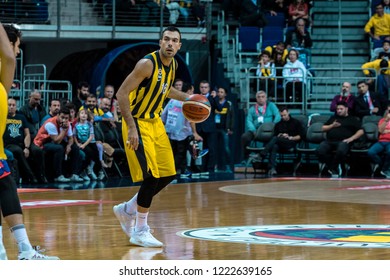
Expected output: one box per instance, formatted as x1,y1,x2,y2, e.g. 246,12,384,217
365,3,390,48
362,58,390,95
0,23,59,260
264,41,288,88
362,58,390,76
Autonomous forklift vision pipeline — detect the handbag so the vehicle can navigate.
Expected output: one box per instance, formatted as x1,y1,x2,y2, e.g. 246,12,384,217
102,142,115,157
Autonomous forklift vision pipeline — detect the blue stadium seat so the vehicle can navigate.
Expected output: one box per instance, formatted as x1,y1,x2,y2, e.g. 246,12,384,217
264,13,286,28
261,26,284,50
237,26,261,53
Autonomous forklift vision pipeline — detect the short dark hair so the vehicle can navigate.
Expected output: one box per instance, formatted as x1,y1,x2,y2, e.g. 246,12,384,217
380,59,389,68
357,80,367,87
181,82,192,93
161,26,181,41
3,23,22,45
279,106,289,112
65,102,76,111
87,93,97,99
336,100,348,107
259,50,271,59
59,106,70,116
77,81,89,90
49,99,60,106
218,86,228,94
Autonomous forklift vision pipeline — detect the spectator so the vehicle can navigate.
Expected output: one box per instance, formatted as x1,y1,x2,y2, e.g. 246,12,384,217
82,95,110,142
241,90,281,161
4,98,46,184
262,0,288,17
73,81,90,112
115,0,139,25
364,3,390,49
215,87,234,173
173,78,183,91
161,82,193,176
377,59,390,98
372,40,390,60
40,99,61,126
139,0,161,26
239,0,267,27
33,107,83,183
317,101,364,177
177,0,192,25
288,0,310,26
330,82,356,114
97,97,117,143
98,84,118,122
383,0,390,14
354,80,385,120
191,80,222,174
164,78,183,107
80,94,110,132
264,41,288,80
166,0,181,25
368,103,390,178
73,108,105,181
282,48,307,103
362,58,390,82
256,50,276,95
18,90,47,139
260,106,303,176
192,0,206,27
95,97,118,180
66,102,77,128
362,58,390,93
285,18,313,49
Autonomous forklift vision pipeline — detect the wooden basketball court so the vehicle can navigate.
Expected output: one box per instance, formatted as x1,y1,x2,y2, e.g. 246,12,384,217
2,175,390,260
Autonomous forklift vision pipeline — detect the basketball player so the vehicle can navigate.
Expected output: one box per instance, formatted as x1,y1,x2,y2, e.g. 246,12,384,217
113,26,190,247
0,23,59,260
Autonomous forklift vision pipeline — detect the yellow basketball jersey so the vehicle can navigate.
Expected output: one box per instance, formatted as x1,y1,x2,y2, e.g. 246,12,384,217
129,51,177,119
0,82,8,159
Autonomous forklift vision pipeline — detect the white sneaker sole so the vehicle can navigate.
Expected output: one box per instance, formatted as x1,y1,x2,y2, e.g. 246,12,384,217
113,205,135,238
129,237,163,248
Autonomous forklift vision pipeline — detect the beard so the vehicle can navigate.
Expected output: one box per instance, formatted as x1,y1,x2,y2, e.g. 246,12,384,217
80,93,89,101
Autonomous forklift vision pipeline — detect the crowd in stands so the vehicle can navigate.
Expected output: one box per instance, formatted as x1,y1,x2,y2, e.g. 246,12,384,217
228,0,314,102
230,0,390,179
4,81,126,185
161,79,235,178
8,0,390,183
94,0,206,27
240,79,390,178
6,77,237,185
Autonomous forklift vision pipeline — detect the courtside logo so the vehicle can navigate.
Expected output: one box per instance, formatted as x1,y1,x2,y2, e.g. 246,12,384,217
178,225,390,248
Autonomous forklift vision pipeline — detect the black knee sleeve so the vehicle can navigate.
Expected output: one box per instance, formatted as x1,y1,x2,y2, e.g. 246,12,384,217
154,175,176,196
0,175,23,217
137,175,159,208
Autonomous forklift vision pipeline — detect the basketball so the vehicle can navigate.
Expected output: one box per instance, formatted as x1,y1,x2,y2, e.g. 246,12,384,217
182,94,211,123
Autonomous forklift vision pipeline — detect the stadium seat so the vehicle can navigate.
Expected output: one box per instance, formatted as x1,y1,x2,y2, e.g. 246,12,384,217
261,26,284,50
